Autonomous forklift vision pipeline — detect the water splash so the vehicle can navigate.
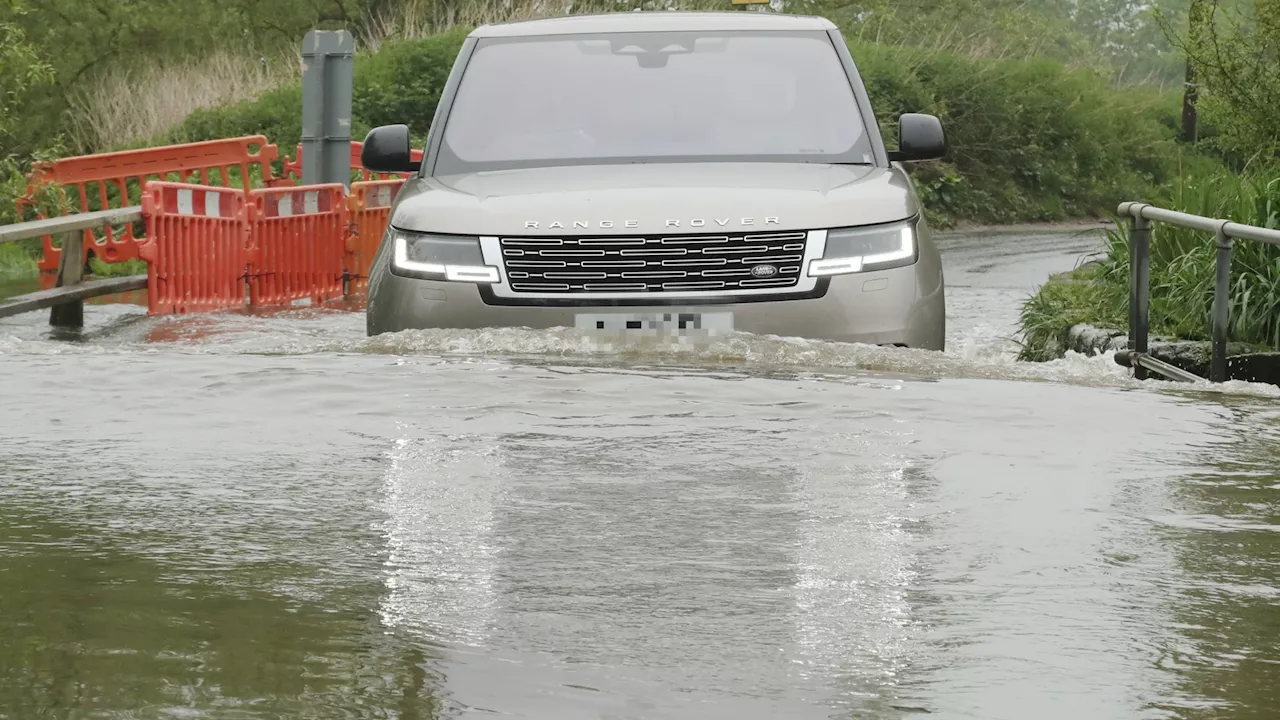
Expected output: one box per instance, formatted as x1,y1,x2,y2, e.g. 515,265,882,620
3,304,1278,398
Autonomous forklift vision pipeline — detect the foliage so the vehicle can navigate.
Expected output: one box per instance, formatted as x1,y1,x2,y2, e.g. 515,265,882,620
171,85,306,157
0,0,366,157
1162,0,1280,164
0,1,54,144
852,40,1185,225
1018,169,1280,359
0,142,71,240
87,257,149,277
350,26,471,142
1017,262,1128,361
0,0,1222,163
799,0,1193,85
166,28,471,156
67,50,300,152
0,243,38,273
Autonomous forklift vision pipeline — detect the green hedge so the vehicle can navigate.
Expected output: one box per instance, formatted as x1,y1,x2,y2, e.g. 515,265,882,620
121,28,1203,229
851,40,1187,225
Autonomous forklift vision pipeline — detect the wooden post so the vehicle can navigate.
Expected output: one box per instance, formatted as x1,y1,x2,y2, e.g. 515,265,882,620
49,230,85,328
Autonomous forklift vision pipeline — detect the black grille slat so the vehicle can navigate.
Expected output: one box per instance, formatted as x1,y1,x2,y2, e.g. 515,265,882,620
498,231,807,294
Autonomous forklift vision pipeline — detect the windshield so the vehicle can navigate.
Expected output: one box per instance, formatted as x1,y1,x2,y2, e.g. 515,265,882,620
434,30,875,175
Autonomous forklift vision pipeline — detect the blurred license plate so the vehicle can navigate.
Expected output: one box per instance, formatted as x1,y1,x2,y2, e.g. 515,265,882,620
574,312,734,335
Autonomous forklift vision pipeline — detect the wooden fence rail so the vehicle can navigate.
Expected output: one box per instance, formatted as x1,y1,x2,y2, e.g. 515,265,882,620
0,207,146,327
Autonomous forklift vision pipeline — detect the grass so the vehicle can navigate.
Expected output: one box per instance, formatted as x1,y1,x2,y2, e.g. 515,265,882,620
1018,171,1280,361
0,243,38,274
66,49,300,153
1016,263,1128,362
0,240,147,278
88,257,148,277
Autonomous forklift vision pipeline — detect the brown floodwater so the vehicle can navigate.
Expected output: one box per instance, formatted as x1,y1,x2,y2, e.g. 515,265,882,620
1,229,1277,719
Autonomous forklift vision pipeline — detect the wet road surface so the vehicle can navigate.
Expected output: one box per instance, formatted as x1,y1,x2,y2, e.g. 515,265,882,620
1,227,1278,719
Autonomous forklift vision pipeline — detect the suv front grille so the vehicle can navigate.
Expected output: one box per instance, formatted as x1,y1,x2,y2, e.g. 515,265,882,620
498,231,808,294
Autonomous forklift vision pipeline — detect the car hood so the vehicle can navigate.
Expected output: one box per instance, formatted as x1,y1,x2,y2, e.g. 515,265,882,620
388,162,919,236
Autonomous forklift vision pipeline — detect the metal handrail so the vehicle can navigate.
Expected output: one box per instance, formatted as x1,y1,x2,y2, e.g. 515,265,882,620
1117,201,1280,383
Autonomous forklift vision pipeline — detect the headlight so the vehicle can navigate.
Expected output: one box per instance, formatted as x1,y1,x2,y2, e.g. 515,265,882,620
389,229,499,283
807,219,918,277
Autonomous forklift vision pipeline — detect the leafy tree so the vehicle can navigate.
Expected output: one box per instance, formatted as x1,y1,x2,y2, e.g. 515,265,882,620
0,1,54,145
1159,0,1280,163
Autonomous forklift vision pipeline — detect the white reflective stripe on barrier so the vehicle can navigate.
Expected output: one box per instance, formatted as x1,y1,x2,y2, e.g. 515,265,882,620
275,192,326,217
177,189,194,216
205,191,221,218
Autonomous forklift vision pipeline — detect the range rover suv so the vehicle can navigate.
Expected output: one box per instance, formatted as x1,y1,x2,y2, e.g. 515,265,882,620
362,11,948,349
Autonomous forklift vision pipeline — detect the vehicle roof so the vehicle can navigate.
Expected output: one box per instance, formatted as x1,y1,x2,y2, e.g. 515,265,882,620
470,11,838,38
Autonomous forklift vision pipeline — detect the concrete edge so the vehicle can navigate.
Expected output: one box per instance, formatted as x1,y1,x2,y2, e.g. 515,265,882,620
1065,323,1280,386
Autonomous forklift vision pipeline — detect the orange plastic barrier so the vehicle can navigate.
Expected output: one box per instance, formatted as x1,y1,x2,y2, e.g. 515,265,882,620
138,183,251,315
346,179,405,285
282,142,423,183
17,136,283,272
247,185,350,307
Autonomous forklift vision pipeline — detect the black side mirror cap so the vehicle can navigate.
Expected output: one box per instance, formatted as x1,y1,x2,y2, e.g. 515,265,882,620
361,124,421,174
887,113,946,162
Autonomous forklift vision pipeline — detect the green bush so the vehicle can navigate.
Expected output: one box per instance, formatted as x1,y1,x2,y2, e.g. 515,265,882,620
352,27,470,144
171,84,304,153
851,40,1188,226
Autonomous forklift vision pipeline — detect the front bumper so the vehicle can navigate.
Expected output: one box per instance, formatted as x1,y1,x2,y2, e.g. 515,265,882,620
366,252,945,350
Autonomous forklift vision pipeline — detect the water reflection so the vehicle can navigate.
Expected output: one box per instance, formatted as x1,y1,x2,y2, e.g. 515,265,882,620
379,429,504,648
0,508,444,718
1,346,1278,719
1150,400,1280,720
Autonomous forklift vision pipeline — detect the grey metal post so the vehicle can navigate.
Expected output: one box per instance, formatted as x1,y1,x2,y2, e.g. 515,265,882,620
302,30,355,188
1210,227,1233,383
1128,213,1152,380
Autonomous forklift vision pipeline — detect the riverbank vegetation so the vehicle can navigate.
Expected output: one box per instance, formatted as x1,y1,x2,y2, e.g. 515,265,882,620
1018,172,1280,361
1017,0,1280,359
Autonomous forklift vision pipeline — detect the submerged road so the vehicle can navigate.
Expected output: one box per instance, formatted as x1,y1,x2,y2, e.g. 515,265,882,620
1,227,1277,719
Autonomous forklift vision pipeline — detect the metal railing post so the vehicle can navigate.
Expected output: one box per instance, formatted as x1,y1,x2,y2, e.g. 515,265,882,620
1112,201,1280,385
1211,227,1233,383
1128,211,1152,381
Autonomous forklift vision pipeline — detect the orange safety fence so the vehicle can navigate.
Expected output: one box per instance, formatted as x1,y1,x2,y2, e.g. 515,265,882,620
346,179,406,287
281,142,423,183
247,185,350,307
17,136,285,273
138,183,252,315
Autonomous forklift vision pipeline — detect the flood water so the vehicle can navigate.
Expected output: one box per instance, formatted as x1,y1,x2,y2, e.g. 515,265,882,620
2,227,1278,720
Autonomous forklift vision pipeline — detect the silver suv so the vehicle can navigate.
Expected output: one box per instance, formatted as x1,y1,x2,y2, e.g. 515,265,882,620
362,12,947,349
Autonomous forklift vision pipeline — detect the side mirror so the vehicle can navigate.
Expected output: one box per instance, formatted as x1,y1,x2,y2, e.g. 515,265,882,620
361,124,420,174
888,113,946,162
